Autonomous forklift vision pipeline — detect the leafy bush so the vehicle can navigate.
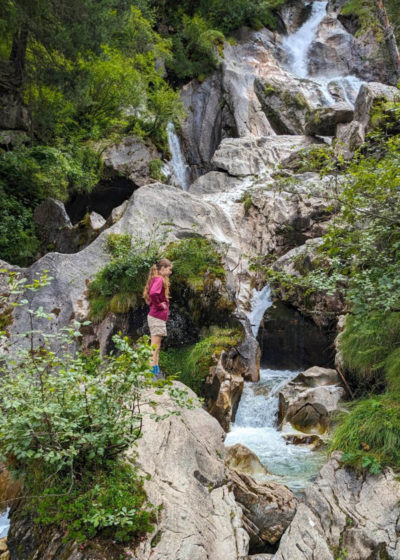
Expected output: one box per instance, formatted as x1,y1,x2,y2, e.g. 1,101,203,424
165,237,226,290
89,234,231,323
0,192,40,266
89,233,162,321
169,15,224,81
0,270,193,542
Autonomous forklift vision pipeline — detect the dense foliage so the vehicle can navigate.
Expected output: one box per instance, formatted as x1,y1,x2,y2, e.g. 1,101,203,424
0,271,192,542
0,0,286,266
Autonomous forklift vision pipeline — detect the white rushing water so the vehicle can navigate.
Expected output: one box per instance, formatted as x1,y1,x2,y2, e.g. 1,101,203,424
282,1,329,79
247,285,273,337
0,508,10,538
225,286,326,493
226,368,326,493
167,122,190,191
282,0,363,106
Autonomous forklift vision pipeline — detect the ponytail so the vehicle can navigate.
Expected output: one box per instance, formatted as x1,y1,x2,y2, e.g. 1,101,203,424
143,259,171,304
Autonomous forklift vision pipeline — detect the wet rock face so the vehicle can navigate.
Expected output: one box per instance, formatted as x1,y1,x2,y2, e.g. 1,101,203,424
227,467,297,549
225,444,270,480
278,366,345,434
278,0,312,34
273,453,400,560
204,352,245,432
271,241,345,329
308,13,393,84
258,302,335,371
305,102,354,136
181,73,233,181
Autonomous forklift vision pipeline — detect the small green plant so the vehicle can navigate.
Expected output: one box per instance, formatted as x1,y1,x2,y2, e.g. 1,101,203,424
149,159,166,182
240,192,254,215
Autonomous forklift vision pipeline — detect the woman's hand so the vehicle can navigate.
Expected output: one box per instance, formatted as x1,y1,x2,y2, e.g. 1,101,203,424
161,302,167,310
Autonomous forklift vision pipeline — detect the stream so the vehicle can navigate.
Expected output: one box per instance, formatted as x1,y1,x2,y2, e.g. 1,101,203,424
226,288,326,494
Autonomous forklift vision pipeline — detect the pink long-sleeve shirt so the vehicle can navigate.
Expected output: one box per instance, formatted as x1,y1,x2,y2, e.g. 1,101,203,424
148,276,169,321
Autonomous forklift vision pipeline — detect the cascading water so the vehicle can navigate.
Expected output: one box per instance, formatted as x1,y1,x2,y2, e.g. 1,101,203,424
167,122,190,191
225,286,326,493
226,368,326,493
248,285,272,337
0,508,10,538
282,1,329,79
281,0,363,106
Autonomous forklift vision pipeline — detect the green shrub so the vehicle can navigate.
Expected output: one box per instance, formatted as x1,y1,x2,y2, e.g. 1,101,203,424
165,237,226,290
330,394,400,473
169,15,224,81
149,159,166,182
89,234,231,324
0,271,193,542
340,312,400,392
89,233,161,321
0,191,40,266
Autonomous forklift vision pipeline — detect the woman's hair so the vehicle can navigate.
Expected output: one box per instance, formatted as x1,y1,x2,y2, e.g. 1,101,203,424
143,258,171,304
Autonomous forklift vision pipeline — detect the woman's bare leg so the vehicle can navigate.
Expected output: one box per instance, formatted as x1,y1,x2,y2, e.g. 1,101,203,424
150,335,162,366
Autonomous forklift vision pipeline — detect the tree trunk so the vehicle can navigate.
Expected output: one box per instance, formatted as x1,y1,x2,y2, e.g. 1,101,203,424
9,26,29,88
374,0,400,80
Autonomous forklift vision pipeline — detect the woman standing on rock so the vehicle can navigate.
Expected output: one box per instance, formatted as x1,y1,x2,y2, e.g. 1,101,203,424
143,258,173,377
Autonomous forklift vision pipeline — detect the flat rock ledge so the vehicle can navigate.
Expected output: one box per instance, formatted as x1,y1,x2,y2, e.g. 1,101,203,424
272,452,400,560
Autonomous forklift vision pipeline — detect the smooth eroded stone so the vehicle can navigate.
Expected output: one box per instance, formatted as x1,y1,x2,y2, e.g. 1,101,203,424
225,443,269,479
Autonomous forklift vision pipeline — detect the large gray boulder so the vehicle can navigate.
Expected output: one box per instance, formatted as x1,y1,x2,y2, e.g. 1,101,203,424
181,73,229,180
335,82,400,158
308,12,394,84
273,453,400,560
225,444,270,480
354,82,400,127
228,468,297,548
254,77,313,135
306,102,354,136
102,137,160,186
131,384,250,559
212,136,320,177
279,366,345,434
189,170,243,195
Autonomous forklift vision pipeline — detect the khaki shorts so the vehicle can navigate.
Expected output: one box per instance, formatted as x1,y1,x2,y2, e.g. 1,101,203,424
147,314,167,337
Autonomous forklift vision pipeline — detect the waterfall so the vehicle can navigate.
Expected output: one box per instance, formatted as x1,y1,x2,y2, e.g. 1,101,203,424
226,284,325,493
0,508,10,538
282,1,363,106
226,368,326,493
167,122,190,191
282,1,329,79
247,285,273,337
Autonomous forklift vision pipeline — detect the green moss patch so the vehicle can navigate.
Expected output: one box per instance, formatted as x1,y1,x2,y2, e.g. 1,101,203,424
160,326,243,394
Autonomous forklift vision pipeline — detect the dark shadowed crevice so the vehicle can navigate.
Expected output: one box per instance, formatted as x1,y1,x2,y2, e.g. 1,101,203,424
257,301,335,370
66,177,137,224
